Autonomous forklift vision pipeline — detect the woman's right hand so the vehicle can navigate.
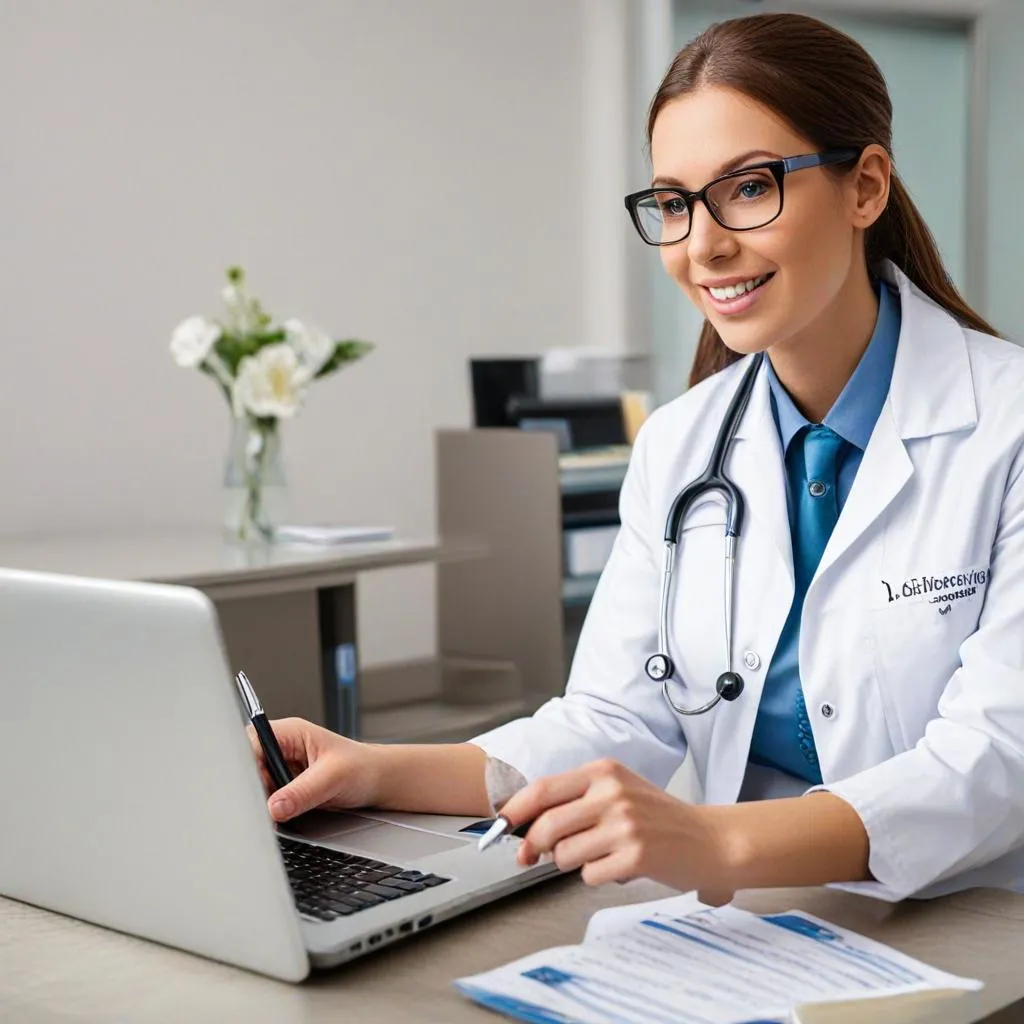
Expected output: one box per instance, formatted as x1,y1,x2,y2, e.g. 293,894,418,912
247,717,381,823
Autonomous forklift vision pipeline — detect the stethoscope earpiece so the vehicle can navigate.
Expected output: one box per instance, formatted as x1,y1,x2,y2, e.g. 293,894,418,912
715,671,744,702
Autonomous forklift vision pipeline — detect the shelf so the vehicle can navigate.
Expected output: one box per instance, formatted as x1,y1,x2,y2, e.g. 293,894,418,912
360,697,527,744
358,655,528,743
562,574,601,606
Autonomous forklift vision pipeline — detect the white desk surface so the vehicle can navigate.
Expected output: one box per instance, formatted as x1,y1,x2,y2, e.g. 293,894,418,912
0,530,486,598
1,878,1022,1023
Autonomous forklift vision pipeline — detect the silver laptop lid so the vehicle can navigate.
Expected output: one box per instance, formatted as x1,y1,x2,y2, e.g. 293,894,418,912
0,568,309,981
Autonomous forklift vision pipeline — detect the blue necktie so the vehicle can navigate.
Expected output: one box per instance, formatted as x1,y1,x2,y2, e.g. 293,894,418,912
791,424,848,772
794,425,847,590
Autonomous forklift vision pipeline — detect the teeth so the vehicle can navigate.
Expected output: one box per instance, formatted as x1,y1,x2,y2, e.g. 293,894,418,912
709,275,768,301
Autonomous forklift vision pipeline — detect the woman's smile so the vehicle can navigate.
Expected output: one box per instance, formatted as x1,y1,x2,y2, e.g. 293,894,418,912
699,272,776,316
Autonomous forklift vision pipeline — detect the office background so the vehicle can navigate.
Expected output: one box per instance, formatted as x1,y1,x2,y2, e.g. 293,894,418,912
2,0,1023,672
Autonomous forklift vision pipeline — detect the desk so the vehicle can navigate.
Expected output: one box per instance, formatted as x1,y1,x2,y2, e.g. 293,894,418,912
1,879,1022,1022
0,530,497,739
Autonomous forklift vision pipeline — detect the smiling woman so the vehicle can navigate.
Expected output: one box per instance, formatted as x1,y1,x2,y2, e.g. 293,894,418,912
248,12,1024,912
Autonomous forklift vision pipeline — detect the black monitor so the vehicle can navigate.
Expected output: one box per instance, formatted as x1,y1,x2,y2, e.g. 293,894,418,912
469,358,540,428
507,395,625,451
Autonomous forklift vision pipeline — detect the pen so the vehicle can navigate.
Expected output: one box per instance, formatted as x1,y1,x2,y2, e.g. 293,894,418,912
477,816,511,852
477,815,534,851
235,670,293,791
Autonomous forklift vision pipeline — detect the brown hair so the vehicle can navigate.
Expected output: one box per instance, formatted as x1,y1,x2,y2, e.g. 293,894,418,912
648,13,997,388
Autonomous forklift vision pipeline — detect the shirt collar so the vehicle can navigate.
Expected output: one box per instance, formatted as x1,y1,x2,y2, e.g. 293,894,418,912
766,281,901,454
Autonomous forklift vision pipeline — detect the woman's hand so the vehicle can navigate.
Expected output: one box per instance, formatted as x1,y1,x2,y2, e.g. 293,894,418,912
248,717,382,822
499,758,740,903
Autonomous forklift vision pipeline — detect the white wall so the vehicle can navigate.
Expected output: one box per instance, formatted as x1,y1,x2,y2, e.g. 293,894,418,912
0,0,592,666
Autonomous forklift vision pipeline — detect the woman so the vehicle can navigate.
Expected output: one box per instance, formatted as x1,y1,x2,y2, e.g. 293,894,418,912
255,13,1024,904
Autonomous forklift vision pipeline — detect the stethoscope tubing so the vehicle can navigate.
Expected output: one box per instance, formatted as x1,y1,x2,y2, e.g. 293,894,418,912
653,352,764,716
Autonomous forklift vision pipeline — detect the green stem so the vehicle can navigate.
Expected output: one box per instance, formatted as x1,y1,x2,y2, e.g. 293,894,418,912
238,420,272,541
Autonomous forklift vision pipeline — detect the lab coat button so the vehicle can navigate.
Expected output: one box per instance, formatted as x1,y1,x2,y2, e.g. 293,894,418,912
820,702,836,719
742,650,761,670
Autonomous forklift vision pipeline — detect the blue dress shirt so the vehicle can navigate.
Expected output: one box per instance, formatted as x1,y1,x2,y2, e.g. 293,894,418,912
748,281,902,783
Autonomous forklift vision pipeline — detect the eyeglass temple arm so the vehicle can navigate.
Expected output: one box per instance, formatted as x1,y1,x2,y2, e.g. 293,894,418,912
782,149,861,173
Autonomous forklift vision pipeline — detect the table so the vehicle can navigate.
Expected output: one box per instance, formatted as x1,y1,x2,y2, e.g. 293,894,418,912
0,530,485,735
1,878,1022,1023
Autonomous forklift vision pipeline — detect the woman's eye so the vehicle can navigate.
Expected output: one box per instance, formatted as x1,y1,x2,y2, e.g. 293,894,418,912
735,179,769,200
658,197,688,217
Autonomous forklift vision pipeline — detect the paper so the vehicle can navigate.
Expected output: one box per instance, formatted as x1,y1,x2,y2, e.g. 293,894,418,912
583,890,705,942
454,897,981,1024
272,525,395,546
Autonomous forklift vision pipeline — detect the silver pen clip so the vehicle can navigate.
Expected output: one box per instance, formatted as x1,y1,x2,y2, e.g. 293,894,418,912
234,670,263,718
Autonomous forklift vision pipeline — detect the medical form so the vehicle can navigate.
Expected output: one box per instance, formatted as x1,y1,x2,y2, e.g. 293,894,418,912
454,892,980,1024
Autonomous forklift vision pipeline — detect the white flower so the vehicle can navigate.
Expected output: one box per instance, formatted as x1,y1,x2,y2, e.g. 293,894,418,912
222,285,259,334
232,343,310,419
284,318,335,375
170,316,221,368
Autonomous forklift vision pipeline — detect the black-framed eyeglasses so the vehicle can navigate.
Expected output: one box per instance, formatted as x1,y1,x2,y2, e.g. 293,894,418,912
624,148,861,247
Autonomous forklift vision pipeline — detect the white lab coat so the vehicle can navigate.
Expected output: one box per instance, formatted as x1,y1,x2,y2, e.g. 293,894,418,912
472,261,1024,902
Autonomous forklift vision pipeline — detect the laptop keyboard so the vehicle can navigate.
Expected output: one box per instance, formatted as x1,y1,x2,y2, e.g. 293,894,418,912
278,835,450,922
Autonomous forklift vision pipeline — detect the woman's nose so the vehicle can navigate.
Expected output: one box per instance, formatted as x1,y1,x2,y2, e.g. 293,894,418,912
686,200,737,265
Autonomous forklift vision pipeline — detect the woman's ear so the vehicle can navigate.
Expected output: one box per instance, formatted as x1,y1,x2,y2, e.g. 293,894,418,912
847,144,891,230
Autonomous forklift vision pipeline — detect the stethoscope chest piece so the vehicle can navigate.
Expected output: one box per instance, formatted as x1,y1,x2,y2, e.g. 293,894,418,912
645,653,673,681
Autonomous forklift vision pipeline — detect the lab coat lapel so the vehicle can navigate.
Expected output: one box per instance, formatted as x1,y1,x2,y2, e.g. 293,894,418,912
815,264,976,582
815,402,912,582
732,364,793,585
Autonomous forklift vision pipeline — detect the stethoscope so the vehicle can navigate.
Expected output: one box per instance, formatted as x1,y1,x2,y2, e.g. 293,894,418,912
645,352,765,716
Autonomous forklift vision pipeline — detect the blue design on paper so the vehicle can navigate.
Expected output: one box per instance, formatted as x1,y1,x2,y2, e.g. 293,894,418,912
641,918,751,963
761,914,922,985
454,982,584,1024
520,965,699,1024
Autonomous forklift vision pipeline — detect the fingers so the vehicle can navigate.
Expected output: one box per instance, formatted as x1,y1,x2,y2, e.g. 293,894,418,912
247,724,266,765
267,756,342,822
263,717,315,764
697,889,735,907
248,718,314,775
501,759,618,832
580,849,638,887
518,796,601,868
248,722,301,798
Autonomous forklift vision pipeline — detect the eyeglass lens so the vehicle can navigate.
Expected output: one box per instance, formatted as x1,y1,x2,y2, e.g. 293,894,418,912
635,167,781,244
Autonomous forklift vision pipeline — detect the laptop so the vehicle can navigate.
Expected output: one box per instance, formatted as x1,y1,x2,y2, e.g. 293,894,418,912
0,567,559,981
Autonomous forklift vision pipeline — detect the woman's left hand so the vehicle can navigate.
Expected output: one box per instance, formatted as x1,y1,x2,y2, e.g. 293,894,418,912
499,758,739,903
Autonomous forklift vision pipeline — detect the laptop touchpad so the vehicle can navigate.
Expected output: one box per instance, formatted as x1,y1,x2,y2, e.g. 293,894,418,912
330,822,465,861
278,810,466,860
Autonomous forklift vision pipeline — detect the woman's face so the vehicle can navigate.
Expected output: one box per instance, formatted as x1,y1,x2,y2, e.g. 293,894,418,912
650,86,859,357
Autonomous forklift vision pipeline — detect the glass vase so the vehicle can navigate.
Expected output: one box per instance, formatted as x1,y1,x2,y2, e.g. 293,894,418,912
223,415,287,543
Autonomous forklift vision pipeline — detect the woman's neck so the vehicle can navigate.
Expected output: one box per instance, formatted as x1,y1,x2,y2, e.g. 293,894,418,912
767,265,880,424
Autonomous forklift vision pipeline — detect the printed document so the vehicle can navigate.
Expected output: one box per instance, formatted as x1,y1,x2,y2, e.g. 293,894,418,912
453,892,981,1024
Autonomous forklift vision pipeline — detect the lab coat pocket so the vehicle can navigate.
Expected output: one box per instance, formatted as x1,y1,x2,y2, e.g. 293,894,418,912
670,499,728,706
869,597,980,749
